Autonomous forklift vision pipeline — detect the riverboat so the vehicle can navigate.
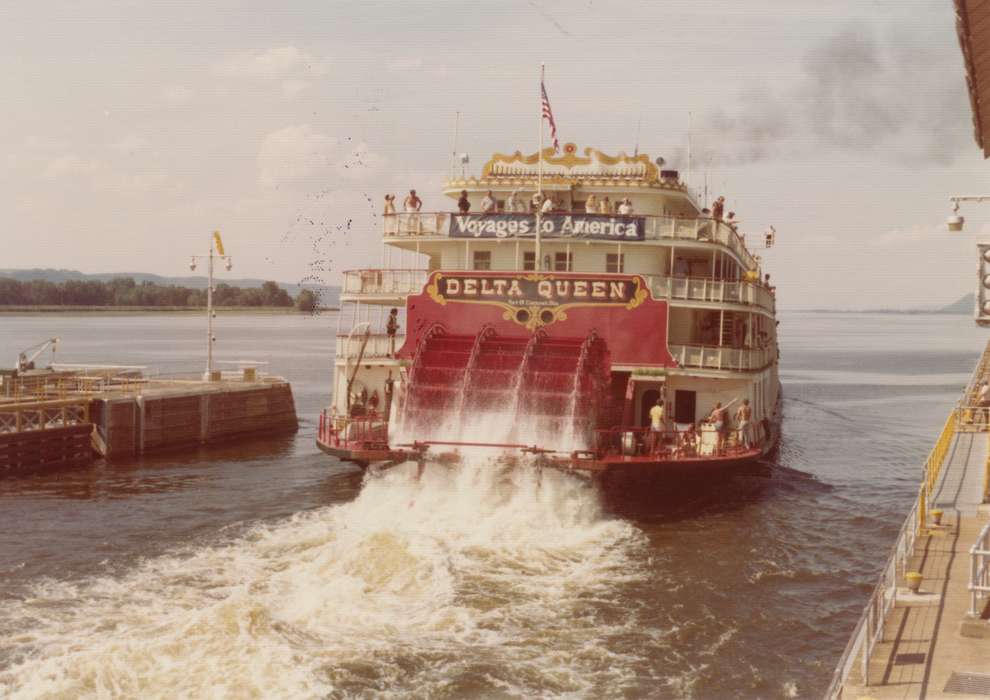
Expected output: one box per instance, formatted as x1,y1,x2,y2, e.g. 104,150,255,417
317,143,781,490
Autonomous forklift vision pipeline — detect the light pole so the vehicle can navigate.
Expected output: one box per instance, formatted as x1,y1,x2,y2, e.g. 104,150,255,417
946,196,990,325
946,195,990,231
189,231,232,379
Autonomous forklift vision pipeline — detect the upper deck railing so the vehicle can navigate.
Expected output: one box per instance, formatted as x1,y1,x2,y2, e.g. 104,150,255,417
341,269,776,315
383,212,759,270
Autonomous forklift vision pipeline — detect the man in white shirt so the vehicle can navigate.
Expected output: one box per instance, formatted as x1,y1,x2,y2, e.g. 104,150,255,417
585,194,598,214
649,399,665,455
618,198,633,216
540,194,554,214
481,190,497,214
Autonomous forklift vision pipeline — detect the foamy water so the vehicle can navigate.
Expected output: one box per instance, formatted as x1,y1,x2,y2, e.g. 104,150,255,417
0,457,651,698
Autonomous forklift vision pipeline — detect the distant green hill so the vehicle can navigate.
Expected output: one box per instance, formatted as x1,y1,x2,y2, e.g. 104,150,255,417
0,268,339,306
938,293,974,315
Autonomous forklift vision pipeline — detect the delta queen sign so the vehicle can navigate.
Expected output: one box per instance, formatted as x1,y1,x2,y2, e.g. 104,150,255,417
397,271,677,368
449,213,645,240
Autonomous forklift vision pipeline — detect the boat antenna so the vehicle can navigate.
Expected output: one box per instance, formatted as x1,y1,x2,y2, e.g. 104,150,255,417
633,110,642,157
451,110,460,179
687,111,694,200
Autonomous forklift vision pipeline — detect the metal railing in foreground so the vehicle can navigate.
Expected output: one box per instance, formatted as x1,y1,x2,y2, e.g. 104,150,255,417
970,520,990,618
825,408,958,697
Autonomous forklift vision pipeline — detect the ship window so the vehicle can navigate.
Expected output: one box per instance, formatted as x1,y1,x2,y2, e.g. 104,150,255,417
472,250,492,271
553,252,573,272
606,253,624,273
523,251,536,271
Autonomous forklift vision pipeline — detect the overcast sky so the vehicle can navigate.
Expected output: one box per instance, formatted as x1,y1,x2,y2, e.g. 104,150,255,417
2,0,987,309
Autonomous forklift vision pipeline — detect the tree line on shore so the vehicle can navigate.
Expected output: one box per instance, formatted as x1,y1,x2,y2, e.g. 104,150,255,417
0,277,319,311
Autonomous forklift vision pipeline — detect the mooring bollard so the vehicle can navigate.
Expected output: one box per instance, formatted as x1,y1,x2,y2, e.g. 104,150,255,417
905,571,923,593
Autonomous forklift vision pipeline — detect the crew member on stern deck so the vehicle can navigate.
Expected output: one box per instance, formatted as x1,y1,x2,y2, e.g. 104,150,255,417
649,399,665,455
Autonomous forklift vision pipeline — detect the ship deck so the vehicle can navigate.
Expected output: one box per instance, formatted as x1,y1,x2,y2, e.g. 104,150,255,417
832,348,990,698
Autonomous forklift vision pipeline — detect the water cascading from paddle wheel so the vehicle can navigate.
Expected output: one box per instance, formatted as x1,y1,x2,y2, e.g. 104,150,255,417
393,323,611,451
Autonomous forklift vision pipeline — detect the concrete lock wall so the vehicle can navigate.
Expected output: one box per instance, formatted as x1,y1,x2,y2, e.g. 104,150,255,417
94,383,298,460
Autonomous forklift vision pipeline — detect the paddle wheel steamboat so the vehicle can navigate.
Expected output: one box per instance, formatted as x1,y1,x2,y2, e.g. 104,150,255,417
317,144,781,489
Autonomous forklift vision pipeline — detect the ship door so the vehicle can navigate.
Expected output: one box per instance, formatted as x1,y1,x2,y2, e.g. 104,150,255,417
639,389,661,427
674,390,697,425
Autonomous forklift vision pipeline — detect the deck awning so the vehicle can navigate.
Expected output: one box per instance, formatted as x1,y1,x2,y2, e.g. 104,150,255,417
956,0,990,157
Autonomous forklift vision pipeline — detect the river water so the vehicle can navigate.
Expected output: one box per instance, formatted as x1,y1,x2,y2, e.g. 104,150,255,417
0,311,984,699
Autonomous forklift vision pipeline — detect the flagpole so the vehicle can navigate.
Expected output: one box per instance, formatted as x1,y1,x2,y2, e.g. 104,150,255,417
536,63,544,272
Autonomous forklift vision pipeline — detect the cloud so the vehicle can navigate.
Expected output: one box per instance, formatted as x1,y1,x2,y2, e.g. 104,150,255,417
109,134,149,153
387,57,423,72
160,84,193,107
216,46,329,80
281,78,311,98
43,155,101,179
257,124,383,189
697,26,971,166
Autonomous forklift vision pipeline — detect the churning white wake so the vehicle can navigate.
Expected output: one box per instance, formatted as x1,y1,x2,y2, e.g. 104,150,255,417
0,458,652,698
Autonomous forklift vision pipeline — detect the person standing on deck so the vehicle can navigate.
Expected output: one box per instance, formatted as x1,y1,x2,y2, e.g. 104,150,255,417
540,194,554,214
383,194,396,215
585,194,598,214
978,380,990,423
599,196,611,214
506,190,520,213
457,190,471,213
708,399,737,454
481,190,497,214
735,399,753,448
403,189,422,234
649,399,666,455
386,308,400,357
712,196,725,222
404,189,422,211
384,371,395,419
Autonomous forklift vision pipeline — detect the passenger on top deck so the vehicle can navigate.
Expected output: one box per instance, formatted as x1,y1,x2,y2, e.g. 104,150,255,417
457,190,470,213
383,194,396,215
531,192,544,212
506,190,522,213
585,194,598,214
540,194,554,214
599,196,611,214
712,196,725,222
618,198,633,215
481,190,497,214
403,189,422,212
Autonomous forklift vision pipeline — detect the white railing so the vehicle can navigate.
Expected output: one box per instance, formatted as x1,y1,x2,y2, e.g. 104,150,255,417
341,269,429,299
646,275,775,314
341,268,775,315
335,334,404,360
970,520,990,617
668,343,775,372
383,212,758,269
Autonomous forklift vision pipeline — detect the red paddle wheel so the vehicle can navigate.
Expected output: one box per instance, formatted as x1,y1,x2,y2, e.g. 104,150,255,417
395,324,611,449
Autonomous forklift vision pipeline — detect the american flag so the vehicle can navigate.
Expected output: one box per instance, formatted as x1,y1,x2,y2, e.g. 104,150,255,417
541,81,560,152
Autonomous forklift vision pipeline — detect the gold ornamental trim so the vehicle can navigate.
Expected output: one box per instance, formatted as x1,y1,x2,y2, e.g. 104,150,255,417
425,272,650,331
481,143,660,181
